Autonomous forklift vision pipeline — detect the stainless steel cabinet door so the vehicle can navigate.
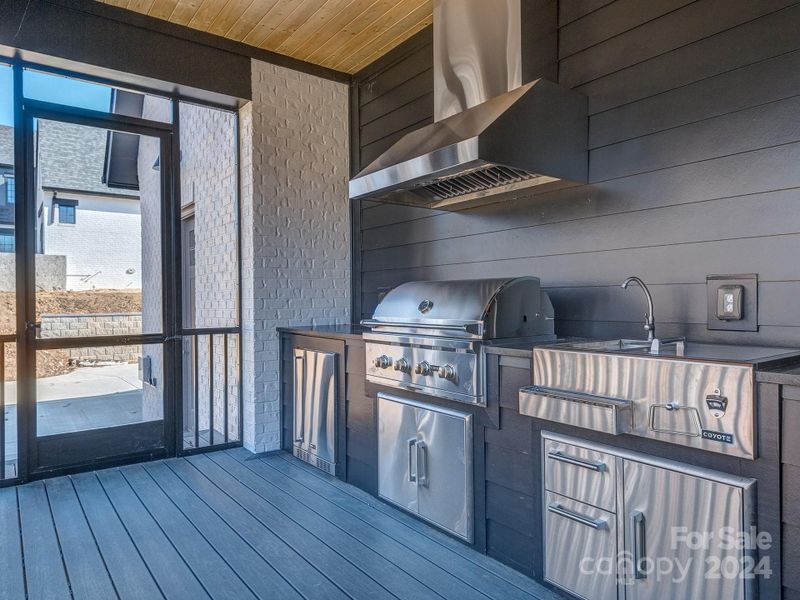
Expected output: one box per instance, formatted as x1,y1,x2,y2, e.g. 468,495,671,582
378,394,419,513
544,491,618,600
623,460,747,600
294,349,337,465
416,405,473,541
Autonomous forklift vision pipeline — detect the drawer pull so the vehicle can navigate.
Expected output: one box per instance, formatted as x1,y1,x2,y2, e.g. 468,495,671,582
548,502,607,530
547,450,606,472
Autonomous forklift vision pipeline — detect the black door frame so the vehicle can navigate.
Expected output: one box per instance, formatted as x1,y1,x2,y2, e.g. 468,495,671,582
2,57,243,485
18,99,178,478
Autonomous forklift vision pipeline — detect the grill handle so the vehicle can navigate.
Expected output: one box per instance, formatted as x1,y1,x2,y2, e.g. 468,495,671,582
361,319,482,336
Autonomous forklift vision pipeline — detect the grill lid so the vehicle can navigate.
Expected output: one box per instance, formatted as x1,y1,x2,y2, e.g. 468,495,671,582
363,277,554,339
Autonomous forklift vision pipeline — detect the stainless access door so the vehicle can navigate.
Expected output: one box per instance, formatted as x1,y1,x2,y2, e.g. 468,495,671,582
377,394,419,513
293,349,337,471
416,404,473,541
623,460,751,600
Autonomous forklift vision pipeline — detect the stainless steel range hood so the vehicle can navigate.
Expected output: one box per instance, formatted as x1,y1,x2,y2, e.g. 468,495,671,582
349,0,588,211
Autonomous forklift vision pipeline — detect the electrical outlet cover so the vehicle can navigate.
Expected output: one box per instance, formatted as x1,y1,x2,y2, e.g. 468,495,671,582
706,274,758,332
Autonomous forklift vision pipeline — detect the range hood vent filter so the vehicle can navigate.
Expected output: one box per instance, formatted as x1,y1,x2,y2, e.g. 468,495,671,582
423,165,535,200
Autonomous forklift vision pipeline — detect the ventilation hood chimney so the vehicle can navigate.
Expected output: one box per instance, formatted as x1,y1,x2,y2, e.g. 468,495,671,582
349,0,588,211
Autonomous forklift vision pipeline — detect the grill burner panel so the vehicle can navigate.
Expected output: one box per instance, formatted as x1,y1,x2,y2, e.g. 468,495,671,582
362,277,555,405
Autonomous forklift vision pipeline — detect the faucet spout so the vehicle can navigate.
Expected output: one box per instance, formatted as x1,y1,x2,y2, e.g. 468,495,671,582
621,276,655,342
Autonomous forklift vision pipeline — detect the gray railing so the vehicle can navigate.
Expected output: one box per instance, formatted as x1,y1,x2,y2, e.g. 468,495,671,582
182,328,242,452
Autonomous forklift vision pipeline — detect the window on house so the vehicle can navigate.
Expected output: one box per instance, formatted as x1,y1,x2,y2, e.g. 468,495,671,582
0,231,14,253
5,176,14,204
58,203,76,224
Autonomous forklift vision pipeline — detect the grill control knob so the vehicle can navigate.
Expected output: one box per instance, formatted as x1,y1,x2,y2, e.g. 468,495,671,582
438,364,456,381
414,361,433,376
372,355,392,369
394,358,409,372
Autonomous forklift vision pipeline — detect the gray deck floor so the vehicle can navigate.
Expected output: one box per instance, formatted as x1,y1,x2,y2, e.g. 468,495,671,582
0,449,562,600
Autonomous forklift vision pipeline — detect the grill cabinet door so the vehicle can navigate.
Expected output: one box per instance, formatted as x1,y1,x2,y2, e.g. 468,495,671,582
623,460,748,600
416,404,473,541
377,394,420,513
303,349,337,465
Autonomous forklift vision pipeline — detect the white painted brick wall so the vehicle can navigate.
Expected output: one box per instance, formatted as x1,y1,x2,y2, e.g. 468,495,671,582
240,60,350,453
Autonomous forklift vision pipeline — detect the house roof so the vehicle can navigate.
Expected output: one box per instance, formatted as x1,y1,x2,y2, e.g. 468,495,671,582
38,120,138,197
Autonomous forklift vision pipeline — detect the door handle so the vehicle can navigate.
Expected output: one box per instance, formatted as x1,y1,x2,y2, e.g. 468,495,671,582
547,502,607,530
25,321,42,332
407,438,417,482
547,450,606,472
294,355,305,446
416,441,428,487
632,511,647,580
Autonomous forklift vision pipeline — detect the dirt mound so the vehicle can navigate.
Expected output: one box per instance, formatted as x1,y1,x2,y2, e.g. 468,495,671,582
1,290,142,381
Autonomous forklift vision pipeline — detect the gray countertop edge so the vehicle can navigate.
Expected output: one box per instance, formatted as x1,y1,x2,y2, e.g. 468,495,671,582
276,324,368,340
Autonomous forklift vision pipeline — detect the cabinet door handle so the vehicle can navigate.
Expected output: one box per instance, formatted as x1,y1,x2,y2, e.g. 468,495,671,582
632,511,647,580
416,441,428,487
407,438,417,482
547,502,607,530
294,355,305,444
547,450,606,472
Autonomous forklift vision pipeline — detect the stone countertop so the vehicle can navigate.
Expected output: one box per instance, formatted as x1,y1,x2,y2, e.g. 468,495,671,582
276,324,368,340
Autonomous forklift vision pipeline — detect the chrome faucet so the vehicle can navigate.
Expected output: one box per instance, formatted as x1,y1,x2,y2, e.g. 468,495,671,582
621,276,655,342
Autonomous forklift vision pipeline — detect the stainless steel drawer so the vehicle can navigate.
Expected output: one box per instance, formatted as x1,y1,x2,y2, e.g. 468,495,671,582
519,385,632,435
544,438,617,513
544,491,618,600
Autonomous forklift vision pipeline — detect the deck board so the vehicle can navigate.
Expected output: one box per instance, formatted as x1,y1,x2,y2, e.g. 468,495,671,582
18,481,72,600
44,476,118,599
0,488,26,600
0,450,562,599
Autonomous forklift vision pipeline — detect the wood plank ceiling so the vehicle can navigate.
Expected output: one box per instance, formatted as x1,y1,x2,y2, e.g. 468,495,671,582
97,0,433,74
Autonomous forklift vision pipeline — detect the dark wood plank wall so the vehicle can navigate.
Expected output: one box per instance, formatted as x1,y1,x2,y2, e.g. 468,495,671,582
351,0,800,347
782,385,800,599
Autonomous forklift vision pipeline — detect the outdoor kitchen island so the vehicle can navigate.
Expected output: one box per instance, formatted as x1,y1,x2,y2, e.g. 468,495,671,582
279,324,800,600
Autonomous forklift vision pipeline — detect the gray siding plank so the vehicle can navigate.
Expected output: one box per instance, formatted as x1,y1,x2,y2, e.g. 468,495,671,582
262,452,561,600
558,0,616,26
94,469,210,600
559,0,694,59
578,3,800,113
70,472,164,600
589,95,800,181
44,476,118,600
589,48,800,147
17,481,72,600
0,488,25,600
184,453,396,600
163,458,349,600
784,400,800,467
560,0,796,87
361,69,433,124
118,464,260,600
207,451,462,600
362,191,800,273
361,234,800,293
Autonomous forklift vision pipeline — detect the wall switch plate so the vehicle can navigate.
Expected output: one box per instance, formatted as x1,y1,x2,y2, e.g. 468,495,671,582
707,274,758,332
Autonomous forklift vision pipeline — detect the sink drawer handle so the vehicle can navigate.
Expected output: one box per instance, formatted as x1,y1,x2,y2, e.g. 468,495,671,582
547,450,606,472
548,502,607,530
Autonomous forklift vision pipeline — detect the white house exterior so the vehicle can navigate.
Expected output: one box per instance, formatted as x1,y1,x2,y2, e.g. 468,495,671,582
35,119,143,291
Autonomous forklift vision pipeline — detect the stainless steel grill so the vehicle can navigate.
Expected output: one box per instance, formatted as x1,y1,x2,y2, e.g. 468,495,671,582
362,277,555,405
